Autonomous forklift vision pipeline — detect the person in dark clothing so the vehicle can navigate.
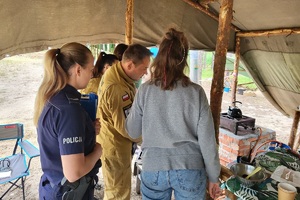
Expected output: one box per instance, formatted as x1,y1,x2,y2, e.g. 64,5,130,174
33,42,102,200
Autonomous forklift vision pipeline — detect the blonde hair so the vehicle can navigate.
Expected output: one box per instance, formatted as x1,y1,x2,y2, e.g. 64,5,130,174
33,42,92,126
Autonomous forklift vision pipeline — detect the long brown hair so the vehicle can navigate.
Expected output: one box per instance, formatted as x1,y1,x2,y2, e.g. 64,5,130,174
93,52,117,78
33,42,92,126
150,28,190,90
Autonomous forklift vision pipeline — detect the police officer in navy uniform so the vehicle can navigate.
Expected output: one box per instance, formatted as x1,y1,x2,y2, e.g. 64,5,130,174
33,42,102,200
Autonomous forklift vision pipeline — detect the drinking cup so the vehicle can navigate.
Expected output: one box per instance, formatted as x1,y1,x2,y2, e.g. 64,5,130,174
278,182,297,200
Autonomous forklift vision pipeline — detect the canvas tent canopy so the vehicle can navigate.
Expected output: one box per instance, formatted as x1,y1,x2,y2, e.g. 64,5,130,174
0,0,300,118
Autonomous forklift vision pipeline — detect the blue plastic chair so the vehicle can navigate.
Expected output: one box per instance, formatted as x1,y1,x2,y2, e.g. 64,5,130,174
0,123,40,200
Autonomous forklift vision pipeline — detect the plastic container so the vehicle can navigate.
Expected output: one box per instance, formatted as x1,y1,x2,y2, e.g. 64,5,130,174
223,87,230,93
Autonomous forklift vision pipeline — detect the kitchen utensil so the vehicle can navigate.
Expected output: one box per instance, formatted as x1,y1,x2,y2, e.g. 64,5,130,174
227,101,243,118
245,166,262,179
230,163,266,187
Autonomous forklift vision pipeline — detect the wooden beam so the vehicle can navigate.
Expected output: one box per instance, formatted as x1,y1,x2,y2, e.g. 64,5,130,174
291,109,300,150
210,0,234,144
181,0,239,31
183,0,300,38
237,28,300,37
231,36,240,106
199,0,217,8
237,82,254,86
125,0,134,45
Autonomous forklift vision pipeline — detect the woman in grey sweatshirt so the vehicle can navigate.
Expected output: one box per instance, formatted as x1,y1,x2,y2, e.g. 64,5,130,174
126,28,221,200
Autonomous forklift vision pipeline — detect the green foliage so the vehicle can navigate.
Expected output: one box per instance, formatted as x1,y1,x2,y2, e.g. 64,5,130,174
205,52,214,68
87,44,115,58
198,51,257,90
201,68,257,90
237,75,257,90
201,68,213,79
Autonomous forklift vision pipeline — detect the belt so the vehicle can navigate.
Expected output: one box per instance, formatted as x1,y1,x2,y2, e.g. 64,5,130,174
61,176,93,200
42,176,93,200
42,179,56,188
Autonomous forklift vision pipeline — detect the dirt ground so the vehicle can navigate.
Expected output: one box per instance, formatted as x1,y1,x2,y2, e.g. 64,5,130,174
0,51,294,199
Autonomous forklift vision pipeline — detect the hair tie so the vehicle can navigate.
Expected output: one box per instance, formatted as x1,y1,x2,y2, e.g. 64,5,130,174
56,48,60,56
177,46,185,66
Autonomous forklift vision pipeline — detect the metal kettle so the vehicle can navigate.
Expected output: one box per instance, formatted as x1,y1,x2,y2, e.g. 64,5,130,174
228,101,243,118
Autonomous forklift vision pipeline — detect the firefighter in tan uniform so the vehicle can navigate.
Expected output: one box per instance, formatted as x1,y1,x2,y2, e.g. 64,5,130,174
80,77,101,94
96,44,152,200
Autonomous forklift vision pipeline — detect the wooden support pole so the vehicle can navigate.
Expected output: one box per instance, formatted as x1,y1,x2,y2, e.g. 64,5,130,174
231,36,240,106
181,0,239,31
182,0,219,22
125,0,134,45
210,0,233,144
290,109,300,150
183,1,300,38
237,28,300,38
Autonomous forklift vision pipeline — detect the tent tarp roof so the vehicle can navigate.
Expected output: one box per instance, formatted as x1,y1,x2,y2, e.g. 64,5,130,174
1,0,299,117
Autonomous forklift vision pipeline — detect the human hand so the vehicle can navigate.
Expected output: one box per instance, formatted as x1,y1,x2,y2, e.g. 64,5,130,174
94,119,101,135
208,181,222,199
214,189,226,200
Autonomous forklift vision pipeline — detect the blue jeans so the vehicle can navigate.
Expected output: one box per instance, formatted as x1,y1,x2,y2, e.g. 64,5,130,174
141,169,207,200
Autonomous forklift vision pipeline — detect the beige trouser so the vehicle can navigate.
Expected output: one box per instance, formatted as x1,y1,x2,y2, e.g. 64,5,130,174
102,146,132,200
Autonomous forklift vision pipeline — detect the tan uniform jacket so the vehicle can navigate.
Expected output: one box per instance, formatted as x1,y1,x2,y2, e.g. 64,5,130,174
97,62,141,150
80,77,101,95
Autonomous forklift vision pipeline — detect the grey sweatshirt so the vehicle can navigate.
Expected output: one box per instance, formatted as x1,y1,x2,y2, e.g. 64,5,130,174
125,80,221,183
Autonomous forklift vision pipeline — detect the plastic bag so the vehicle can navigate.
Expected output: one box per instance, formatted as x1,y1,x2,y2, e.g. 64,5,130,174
271,165,300,187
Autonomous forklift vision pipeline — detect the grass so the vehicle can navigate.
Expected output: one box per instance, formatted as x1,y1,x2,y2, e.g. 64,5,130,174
202,52,257,89
201,68,257,90
237,74,257,90
201,68,213,80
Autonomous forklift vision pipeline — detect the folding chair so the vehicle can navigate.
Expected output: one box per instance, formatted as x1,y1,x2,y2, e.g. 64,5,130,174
0,123,40,200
